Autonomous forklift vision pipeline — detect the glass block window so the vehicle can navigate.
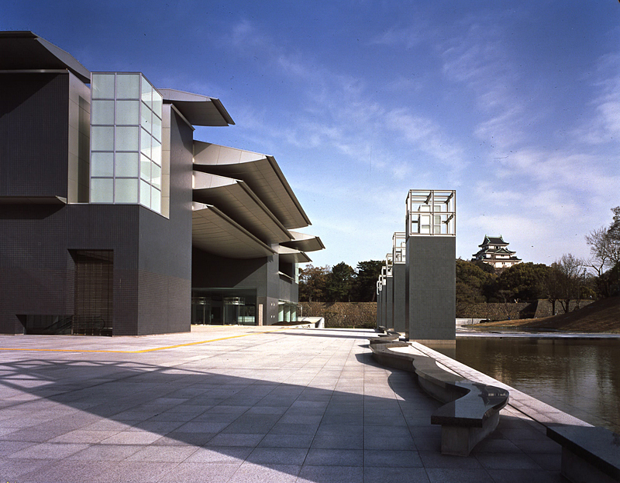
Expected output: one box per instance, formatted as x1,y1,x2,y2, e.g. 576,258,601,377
90,73,163,214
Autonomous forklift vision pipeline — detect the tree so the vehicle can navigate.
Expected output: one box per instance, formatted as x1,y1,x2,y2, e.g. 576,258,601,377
585,225,620,275
325,262,355,302
586,206,620,297
455,259,493,314
352,260,384,302
549,254,587,313
299,265,329,302
496,262,550,302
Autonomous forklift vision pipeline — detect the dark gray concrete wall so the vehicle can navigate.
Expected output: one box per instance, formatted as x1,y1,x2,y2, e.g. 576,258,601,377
393,264,407,332
0,73,70,198
406,236,455,341
134,108,194,335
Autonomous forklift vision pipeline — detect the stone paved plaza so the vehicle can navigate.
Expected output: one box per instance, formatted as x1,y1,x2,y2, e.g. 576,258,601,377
0,327,565,482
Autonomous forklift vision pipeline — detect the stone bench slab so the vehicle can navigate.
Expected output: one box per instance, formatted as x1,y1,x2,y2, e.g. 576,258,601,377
547,424,620,483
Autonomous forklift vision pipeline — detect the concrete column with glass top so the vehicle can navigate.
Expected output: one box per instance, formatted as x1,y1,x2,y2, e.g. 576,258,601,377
405,190,456,346
392,232,407,333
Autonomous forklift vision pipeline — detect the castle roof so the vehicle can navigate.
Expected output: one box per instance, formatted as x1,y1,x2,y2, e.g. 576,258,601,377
479,235,508,247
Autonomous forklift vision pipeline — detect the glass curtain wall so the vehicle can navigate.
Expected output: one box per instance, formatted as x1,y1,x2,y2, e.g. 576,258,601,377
192,293,257,326
278,302,298,323
90,73,163,214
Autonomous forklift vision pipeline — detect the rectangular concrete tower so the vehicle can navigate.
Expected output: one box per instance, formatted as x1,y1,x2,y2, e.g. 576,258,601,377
376,278,383,328
392,232,407,333
405,190,456,345
380,269,388,329
385,254,394,329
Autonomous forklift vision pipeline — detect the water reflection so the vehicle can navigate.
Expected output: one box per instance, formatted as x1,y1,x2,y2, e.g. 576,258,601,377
436,338,620,434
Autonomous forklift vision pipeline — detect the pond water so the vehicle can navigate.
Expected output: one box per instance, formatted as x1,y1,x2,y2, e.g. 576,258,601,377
435,337,620,434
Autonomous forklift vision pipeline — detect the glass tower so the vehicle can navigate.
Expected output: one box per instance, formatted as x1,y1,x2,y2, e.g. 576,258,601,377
90,73,163,214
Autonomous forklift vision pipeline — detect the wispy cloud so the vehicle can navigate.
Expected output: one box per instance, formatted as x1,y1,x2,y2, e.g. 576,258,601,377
368,24,428,49
572,53,620,145
384,109,467,174
441,22,520,112
222,19,469,182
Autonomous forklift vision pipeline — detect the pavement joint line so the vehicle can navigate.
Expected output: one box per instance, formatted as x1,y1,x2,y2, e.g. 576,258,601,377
0,328,288,354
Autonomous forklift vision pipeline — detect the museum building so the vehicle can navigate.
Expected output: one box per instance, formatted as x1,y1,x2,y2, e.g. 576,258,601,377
0,31,323,336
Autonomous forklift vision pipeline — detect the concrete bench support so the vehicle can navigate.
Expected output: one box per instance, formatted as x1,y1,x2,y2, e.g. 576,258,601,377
547,425,620,483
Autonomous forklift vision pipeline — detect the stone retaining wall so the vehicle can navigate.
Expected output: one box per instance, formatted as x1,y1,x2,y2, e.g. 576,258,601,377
457,299,595,320
299,302,376,328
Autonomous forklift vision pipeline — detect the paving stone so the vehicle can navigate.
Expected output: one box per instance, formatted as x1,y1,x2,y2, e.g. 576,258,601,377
228,462,300,483
363,466,430,483
163,462,240,483
304,448,363,466
363,449,423,467
66,444,143,460
0,458,54,479
419,451,484,469
475,452,542,470
186,446,253,464
258,433,315,448
247,447,308,465
297,465,364,483
98,431,162,445
8,442,89,459
426,468,492,483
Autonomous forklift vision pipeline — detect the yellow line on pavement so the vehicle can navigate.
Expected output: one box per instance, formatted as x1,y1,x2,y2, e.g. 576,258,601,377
0,329,288,354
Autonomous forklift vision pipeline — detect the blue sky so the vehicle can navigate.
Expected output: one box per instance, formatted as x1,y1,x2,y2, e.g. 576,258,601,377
4,1,620,269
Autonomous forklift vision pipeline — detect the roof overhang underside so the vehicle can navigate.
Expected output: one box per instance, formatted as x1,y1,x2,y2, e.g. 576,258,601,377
280,231,325,252
159,89,234,127
275,246,312,264
0,196,67,205
0,31,90,83
193,142,311,230
193,172,292,245
192,202,275,259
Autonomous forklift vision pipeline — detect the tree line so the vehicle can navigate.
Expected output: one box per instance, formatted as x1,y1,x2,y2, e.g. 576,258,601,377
299,260,383,302
300,206,620,309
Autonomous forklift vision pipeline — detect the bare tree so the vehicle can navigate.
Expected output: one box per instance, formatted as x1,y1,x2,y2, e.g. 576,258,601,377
586,225,620,274
585,207,620,297
551,254,587,313
585,227,613,276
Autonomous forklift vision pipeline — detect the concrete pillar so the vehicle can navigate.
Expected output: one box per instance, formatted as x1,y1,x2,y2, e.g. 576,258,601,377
406,236,456,342
392,264,407,332
386,274,394,329
376,280,382,329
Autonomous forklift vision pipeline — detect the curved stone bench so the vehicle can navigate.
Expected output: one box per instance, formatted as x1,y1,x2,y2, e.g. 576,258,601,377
369,340,509,456
546,424,620,483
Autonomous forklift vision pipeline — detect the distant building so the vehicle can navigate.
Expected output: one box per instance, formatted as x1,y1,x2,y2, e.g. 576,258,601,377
472,235,521,270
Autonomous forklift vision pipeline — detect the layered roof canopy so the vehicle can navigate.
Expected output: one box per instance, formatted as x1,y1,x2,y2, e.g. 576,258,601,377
192,202,275,259
193,171,291,245
193,142,311,230
159,89,234,127
0,31,90,82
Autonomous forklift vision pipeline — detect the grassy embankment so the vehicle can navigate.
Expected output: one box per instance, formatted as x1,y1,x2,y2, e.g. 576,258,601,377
472,296,620,333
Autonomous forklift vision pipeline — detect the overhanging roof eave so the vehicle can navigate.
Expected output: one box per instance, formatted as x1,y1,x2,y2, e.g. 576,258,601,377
159,88,234,127
192,203,276,259
266,155,311,227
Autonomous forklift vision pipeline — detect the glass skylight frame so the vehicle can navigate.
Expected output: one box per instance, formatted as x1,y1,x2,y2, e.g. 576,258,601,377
406,190,456,237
